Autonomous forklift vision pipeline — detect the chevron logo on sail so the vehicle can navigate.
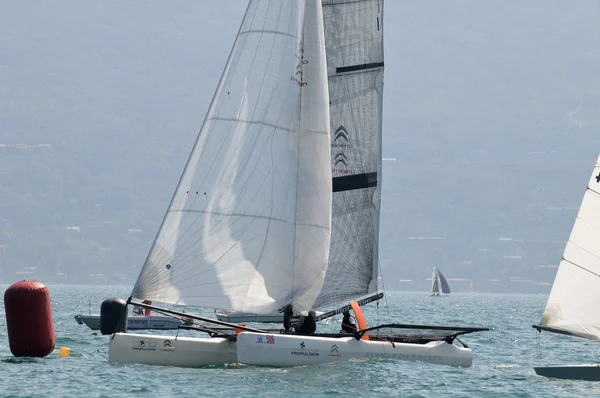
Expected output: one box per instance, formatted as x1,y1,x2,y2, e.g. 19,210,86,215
335,125,349,142
334,153,348,167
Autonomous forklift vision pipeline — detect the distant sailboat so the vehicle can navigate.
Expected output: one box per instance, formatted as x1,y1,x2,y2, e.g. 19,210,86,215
533,154,600,381
431,267,451,296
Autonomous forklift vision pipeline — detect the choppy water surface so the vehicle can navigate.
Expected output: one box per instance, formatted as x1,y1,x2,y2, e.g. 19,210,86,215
1,285,599,397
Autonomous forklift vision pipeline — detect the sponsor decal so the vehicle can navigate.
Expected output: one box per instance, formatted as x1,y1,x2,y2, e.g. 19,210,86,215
331,125,353,174
291,351,320,357
160,339,174,352
291,341,319,356
328,344,341,357
132,338,156,352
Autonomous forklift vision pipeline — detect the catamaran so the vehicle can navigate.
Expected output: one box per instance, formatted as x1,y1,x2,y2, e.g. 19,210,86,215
108,0,487,369
430,267,451,296
533,154,600,381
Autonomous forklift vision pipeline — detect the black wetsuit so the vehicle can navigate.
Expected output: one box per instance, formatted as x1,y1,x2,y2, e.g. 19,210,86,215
341,313,357,332
283,305,293,332
295,313,316,335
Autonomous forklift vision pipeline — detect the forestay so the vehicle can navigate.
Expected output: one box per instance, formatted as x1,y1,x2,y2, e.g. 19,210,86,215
132,0,332,314
539,154,600,341
314,0,384,308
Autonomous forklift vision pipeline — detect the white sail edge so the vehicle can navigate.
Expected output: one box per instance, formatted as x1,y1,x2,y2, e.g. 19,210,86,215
539,153,600,340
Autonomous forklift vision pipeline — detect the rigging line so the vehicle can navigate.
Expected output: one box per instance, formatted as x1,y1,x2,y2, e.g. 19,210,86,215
204,117,295,133
561,254,600,280
238,29,296,39
378,258,391,320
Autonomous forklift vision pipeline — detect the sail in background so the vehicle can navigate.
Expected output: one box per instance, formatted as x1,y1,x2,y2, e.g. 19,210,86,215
314,0,384,309
539,154,600,341
431,267,451,296
132,0,332,314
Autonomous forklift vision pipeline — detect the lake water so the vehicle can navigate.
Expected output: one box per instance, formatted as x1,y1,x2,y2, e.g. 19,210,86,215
0,285,598,397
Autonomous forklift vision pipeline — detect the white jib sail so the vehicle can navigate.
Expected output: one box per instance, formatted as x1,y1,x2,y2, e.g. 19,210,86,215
540,153,600,341
132,0,332,314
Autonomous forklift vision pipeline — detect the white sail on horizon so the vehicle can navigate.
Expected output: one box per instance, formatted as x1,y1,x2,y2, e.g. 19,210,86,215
131,0,332,314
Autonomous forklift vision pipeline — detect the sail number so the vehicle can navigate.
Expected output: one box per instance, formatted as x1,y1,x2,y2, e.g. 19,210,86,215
255,335,275,345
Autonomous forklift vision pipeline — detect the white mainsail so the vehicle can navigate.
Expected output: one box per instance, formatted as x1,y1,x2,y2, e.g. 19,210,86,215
314,0,384,308
131,0,332,314
538,154,600,341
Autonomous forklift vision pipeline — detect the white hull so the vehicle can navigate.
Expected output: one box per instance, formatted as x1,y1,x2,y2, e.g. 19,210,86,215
236,332,472,367
108,330,473,368
108,332,236,367
75,314,183,331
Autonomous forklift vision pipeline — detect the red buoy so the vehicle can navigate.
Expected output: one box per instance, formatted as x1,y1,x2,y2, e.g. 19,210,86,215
4,280,55,357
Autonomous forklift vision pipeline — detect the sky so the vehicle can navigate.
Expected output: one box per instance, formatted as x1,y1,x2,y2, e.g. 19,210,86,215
1,1,600,292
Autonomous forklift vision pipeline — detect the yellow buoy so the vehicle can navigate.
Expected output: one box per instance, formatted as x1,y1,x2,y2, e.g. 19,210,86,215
59,346,71,358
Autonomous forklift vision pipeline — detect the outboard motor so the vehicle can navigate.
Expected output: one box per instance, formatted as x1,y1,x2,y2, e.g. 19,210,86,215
100,298,128,335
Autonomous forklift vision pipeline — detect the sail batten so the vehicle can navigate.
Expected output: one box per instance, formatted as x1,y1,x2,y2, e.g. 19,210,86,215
132,0,332,314
538,154,600,341
314,0,384,309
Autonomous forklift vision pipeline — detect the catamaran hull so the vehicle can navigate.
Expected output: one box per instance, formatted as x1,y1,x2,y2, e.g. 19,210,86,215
108,333,236,367
534,364,600,381
236,332,472,367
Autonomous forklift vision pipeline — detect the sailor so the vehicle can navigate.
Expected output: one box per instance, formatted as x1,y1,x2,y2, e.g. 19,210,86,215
283,304,294,333
294,309,317,335
340,308,357,333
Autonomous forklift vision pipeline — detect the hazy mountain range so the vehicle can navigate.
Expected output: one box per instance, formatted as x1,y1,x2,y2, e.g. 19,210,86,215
1,1,600,293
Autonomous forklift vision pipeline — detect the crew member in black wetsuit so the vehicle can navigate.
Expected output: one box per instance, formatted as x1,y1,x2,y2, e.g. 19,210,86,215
295,310,317,335
283,304,294,333
340,309,357,333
